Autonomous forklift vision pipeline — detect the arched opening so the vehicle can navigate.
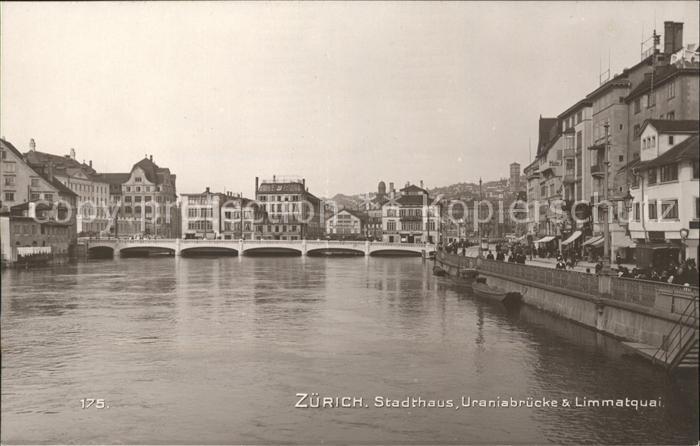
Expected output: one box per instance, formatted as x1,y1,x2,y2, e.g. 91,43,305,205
119,247,175,258
87,246,115,259
243,247,302,257
180,247,238,257
306,248,365,257
370,249,422,257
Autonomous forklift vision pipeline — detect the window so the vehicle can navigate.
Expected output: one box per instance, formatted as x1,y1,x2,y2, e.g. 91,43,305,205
696,197,700,219
124,196,132,202
648,168,657,185
576,110,583,123
648,202,657,220
669,135,674,145
387,221,396,231
634,203,640,221
4,176,14,186
660,164,678,182
667,81,676,99
44,193,53,202
661,200,678,220
4,192,15,201
135,187,141,192
667,111,675,120
30,192,40,201
3,162,16,173
31,178,40,187
647,92,656,108
634,98,641,113
125,186,131,192
145,196,152,202
693,161,699,179
633,124,640,140
135,177,142,182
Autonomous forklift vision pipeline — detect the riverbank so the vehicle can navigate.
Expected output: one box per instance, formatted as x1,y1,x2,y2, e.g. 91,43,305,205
435,251,699,372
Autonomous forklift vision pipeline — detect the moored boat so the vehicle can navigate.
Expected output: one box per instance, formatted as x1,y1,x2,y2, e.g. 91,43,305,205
472,277,523,306
432,265,447,276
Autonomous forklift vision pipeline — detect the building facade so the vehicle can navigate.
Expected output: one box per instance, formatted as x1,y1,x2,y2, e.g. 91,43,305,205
24,142,111,236
116,156,179,238
255,176,322,240
325,208,367,238
629,129,699,263
381,184,439,244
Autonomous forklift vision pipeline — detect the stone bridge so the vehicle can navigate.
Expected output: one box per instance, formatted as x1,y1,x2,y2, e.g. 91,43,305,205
84,238,435,257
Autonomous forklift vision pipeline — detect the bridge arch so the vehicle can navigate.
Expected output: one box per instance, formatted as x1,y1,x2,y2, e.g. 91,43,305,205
180,246,238,257
243,247,303,257
119,246,176,257
87,245,115,259
306,247,365,257
370,249,423,257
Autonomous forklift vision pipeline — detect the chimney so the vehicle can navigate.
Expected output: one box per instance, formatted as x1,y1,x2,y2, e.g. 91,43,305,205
389,182,394,192
46,162,54,182
420,180,424,189
70,148,75,159
150,154,153,162
89,160,93,168
206,186,210,194
664,21,684,55
29,138,36,152
255,176,259,192
273,175,276,182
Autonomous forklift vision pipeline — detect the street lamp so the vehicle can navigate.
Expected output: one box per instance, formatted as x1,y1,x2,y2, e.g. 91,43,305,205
622,187,634,236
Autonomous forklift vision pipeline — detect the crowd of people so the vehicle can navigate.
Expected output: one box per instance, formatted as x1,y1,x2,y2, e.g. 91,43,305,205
438,238,699,287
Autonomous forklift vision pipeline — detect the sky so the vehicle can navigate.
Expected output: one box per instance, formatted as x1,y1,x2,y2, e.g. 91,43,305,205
1,2,698,198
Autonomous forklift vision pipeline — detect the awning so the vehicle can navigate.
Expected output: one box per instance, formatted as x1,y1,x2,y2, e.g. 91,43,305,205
581,236,603,247
615,237,637,248
561,231,582,246
591,237,605,248
535,236,556,243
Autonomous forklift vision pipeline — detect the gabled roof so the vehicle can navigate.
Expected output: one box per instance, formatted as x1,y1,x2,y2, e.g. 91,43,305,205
625,65,699,102
400,184,428,194
1,138,24,159
640,119,699,135
132,157,160,183
636,135,700,170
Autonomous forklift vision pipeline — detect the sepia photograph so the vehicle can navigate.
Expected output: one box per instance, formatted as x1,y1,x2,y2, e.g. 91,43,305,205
1,1,699,444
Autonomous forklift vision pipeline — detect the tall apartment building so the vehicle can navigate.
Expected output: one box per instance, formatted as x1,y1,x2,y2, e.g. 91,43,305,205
254,176,322,240
114,155,179,238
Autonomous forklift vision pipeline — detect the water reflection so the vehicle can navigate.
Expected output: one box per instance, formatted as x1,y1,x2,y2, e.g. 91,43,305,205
1,257,697,444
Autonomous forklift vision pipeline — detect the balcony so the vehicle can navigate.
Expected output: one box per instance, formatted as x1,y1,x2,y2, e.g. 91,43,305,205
590,164,606,177
399,215,423,222
563,172,577,184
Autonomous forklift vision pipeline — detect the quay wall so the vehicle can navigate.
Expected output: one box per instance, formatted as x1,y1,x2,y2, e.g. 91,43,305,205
436,252,699,348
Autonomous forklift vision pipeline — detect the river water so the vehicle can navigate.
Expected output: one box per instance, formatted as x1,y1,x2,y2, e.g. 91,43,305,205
1,256,698,444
